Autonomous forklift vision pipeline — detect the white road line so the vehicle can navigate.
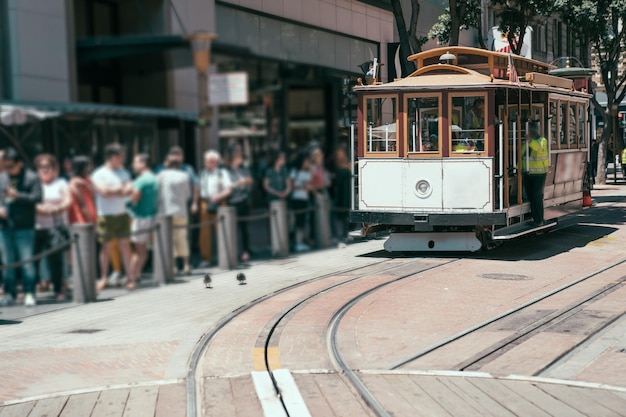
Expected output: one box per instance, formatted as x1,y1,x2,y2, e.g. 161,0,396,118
251,371,287,417
273,369,313,417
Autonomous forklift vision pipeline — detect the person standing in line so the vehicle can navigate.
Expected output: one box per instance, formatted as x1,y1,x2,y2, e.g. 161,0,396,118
289,152,312,252
154,146,198,216
263,149,291,204
68,156,96,225
128,153,159,288
33,154,71,301
0,148,42,306
158,156,192,275
198,150,232,266
227,144,253,263
91,144,135,290
332,147,352,243
522,123,549,226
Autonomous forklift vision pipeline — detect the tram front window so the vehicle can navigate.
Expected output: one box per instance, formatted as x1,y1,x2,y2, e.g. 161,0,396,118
451,95,486,153
406,95,441,154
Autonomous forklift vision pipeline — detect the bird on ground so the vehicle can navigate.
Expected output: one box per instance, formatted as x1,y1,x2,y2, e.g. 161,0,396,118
204,273,212,289
236,273,246,285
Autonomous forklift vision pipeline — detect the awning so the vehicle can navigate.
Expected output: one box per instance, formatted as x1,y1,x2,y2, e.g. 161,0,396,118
0,101,197,125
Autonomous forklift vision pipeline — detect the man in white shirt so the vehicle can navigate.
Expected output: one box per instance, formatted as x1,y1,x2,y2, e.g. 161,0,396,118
158,156,192,274
91,144,134,290
198,150,232,265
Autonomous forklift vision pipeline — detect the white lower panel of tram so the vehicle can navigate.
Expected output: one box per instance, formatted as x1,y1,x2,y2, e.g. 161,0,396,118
358,158,493,212
384,232,482,252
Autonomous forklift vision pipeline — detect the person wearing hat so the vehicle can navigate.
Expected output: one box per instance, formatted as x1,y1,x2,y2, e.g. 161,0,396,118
522,122,549,226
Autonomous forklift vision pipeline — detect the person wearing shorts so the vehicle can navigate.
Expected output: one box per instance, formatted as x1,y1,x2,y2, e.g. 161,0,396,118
92,144,134,291
158,156,192,274
129,153,158,287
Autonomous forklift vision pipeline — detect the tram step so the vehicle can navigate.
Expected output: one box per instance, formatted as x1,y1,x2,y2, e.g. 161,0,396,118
493,219,557,240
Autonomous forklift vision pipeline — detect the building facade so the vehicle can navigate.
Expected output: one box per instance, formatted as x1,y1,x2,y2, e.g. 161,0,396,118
0,0,581,168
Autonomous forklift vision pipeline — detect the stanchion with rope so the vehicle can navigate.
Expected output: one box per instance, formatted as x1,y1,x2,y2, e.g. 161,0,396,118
217,206,237,270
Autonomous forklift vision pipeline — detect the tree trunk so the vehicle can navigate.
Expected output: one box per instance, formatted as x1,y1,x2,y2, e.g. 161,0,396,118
597,133,608,185
596,112,612,185
390,0,417,77
449,0,460,46
476,8,487,50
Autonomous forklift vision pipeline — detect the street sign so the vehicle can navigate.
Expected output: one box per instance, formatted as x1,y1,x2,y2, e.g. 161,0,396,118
209,72,249,106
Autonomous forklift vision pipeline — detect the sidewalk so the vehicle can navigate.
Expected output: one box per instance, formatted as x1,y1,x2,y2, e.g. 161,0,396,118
0,238,385,403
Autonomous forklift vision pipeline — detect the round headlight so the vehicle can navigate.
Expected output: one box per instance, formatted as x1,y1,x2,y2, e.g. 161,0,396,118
415,180,432,198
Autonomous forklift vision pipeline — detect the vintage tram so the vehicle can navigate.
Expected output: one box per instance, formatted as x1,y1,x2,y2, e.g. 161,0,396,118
350,47,592,252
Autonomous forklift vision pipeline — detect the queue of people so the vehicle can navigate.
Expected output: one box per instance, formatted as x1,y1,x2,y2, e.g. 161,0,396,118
0,142,354,306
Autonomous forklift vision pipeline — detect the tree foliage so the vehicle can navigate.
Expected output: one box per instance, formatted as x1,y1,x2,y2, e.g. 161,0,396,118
491,0,554,55
557,0,626,184
429,0,486,48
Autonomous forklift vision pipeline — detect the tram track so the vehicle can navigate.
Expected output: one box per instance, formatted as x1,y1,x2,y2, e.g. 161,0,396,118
186,256,459,417
188,199,626,417
387,256,626,374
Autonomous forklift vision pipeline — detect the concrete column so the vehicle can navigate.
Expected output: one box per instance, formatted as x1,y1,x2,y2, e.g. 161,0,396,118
270,200,289,258
71,224,97,303
153,216,174,284
315,194,331,249
217,205,237,269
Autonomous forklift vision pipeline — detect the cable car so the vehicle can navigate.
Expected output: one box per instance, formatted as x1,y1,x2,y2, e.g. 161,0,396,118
350,47,592,252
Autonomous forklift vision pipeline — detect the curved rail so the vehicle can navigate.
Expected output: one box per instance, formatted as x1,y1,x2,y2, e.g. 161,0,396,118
388,256,626,370
326,260,460,417
185,258,418,417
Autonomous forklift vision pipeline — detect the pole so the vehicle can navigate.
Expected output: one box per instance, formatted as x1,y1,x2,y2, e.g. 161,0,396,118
153,216,174,284
270,200,289,258
613,108,618,184
198,71,209,166
217,205,238,269
314,194,331,249
71,224,97,303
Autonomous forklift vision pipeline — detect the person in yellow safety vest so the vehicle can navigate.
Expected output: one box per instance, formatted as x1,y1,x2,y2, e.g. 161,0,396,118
522,122,549,226
453,141,467,152
621,147,626,179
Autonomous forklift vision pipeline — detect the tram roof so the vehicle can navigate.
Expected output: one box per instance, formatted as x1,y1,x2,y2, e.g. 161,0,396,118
355,47,591,98
407,46,557,75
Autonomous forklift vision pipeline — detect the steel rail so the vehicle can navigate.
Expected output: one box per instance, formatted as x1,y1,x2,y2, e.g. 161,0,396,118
388,256,626,370
326,260,460,417
185,257,419,417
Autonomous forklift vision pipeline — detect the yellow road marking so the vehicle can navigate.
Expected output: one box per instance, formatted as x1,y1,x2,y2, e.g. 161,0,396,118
253,347,281,371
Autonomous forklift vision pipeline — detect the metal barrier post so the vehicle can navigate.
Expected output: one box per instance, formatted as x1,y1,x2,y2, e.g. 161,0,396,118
314,194,331,249
217,206,237,270
270,200,288,258
71,224,97,303
153,216,174,284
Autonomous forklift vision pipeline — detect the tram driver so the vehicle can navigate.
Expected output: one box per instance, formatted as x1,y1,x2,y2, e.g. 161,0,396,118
522,122,549,226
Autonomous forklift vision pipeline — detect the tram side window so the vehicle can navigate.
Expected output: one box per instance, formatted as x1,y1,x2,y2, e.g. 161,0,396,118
549,101,557,146
559,102,567,146
451,95,486,153
578,104,586,147
569,103,578,146
365,96,397,154
406,96,440,153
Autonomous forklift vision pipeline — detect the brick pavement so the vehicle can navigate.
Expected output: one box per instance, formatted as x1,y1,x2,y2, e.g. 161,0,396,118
0,183,624,416
0,238,385,403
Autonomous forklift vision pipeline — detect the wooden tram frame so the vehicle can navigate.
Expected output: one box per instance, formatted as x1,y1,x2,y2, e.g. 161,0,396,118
350,47,592,251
